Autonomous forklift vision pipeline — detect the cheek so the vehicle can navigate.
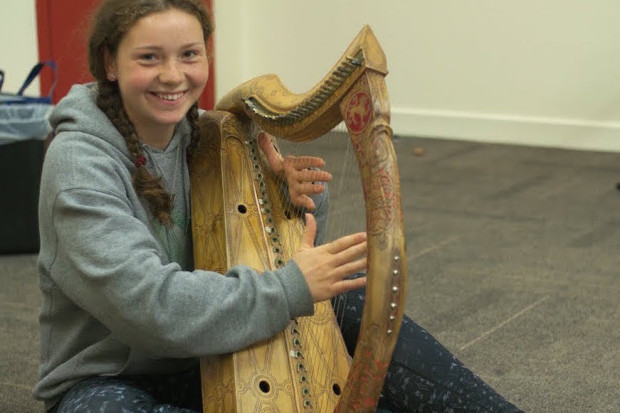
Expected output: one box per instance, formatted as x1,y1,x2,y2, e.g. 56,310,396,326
125,71,154,92
117,65,154,95
190,63,210,89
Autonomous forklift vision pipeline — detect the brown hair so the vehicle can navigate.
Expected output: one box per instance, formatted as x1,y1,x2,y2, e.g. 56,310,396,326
88,0,213,225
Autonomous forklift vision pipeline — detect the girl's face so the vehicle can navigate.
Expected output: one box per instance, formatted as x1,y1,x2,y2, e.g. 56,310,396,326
106,8,209,147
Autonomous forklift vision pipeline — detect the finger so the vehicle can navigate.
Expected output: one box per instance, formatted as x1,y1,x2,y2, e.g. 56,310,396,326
325,232,367,254
332,243,367,269
296,169,332,183
258,132,283,174
291,182,326,196
333,241,367,267
300,213,317,249
290,193,316,210
336,257,368,278
284,156,325,171
333,274,367,295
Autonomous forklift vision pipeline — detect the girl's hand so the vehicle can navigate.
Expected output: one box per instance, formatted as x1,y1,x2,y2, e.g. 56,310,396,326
258,132,332,210
293,214,367,302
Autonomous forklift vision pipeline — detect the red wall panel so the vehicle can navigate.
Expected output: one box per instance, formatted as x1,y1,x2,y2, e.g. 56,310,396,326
36,0,215,109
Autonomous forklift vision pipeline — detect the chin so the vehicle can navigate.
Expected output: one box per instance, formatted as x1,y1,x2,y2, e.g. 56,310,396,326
156,112,188,126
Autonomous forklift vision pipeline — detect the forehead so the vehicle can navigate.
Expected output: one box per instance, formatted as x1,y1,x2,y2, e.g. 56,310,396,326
122,8,204,47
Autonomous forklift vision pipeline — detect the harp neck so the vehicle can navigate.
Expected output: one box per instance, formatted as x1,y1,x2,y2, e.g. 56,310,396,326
215,25,388,142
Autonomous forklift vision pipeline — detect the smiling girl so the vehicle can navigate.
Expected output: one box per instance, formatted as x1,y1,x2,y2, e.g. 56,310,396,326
34,1,522,412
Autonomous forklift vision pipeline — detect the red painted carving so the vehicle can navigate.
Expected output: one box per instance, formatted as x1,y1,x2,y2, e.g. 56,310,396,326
345,92,372,134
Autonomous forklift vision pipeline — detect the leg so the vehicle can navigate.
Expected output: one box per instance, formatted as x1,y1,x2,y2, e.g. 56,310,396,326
54,366,202,413
333,288,523,413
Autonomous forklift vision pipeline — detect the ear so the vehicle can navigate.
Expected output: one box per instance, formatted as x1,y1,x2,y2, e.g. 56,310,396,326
103,48,116,79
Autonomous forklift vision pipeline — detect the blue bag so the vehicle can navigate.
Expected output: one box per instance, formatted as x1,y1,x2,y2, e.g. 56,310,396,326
0,61,58,145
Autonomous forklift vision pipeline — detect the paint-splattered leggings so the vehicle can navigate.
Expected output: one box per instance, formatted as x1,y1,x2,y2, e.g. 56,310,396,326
335,289,523,412
53,288,522,413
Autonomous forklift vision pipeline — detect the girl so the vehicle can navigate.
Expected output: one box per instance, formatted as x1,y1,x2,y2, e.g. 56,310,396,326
34,0,522,412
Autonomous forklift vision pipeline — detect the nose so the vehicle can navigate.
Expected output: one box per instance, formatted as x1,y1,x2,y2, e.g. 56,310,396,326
159,59,183,84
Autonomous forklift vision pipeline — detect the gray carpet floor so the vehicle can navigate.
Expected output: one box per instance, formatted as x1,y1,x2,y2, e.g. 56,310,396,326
1,135,619,412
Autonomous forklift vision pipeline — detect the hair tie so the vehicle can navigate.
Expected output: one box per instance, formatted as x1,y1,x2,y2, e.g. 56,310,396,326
134,156,147,168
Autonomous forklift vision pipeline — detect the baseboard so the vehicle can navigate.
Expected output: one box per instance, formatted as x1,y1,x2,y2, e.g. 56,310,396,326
391,108,620,153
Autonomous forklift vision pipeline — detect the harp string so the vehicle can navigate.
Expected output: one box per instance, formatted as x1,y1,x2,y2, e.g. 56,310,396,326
272,121,364,329
270,122,362,412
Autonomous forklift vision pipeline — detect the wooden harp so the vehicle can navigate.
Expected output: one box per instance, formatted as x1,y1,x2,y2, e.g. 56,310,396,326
190,25,407,412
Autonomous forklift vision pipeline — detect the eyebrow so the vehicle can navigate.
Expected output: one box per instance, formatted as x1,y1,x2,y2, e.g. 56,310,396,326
133,42,204,51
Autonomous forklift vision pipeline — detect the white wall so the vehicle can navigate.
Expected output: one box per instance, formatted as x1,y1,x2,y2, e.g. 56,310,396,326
5,1,620,151
0,0,39,94
214,0,620,152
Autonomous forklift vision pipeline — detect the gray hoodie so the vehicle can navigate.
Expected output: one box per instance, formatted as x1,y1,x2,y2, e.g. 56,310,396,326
34,83,322,410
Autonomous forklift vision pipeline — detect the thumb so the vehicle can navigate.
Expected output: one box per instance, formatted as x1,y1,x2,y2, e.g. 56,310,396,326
257,132,283,175
300,213,317,250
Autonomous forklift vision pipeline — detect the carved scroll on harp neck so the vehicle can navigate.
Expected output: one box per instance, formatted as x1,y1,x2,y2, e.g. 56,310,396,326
243,49,365,127
214,25,390,143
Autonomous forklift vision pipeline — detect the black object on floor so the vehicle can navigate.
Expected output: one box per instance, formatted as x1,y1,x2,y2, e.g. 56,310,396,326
0,139,45,254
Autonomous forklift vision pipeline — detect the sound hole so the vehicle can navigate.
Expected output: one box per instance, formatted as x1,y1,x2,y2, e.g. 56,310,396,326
237,204,247,214
332,383,342,396
259,380,271,393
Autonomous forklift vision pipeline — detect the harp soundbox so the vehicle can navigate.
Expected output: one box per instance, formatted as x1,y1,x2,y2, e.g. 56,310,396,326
190,25,407,412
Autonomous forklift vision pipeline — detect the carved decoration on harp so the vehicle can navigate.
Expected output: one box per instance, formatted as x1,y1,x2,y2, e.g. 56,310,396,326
190,25,407,412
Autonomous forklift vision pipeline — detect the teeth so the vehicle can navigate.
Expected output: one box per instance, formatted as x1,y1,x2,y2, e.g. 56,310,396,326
157,92,183,101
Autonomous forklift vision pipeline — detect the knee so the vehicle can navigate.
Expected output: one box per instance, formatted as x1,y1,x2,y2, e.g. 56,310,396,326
56,377,155,413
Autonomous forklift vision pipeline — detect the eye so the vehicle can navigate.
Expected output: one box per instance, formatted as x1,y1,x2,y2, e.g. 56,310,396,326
182,49,203,61
139,53,158,63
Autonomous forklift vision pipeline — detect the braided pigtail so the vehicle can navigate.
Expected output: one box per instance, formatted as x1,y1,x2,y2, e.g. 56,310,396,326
185,103,201,165
96,81,174,226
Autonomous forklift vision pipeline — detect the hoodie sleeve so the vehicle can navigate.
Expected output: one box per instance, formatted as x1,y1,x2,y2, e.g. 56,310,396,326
310,182,329,246
42,138,314,358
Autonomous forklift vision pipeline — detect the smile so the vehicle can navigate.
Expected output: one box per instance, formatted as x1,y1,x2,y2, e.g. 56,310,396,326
153,92,185,101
